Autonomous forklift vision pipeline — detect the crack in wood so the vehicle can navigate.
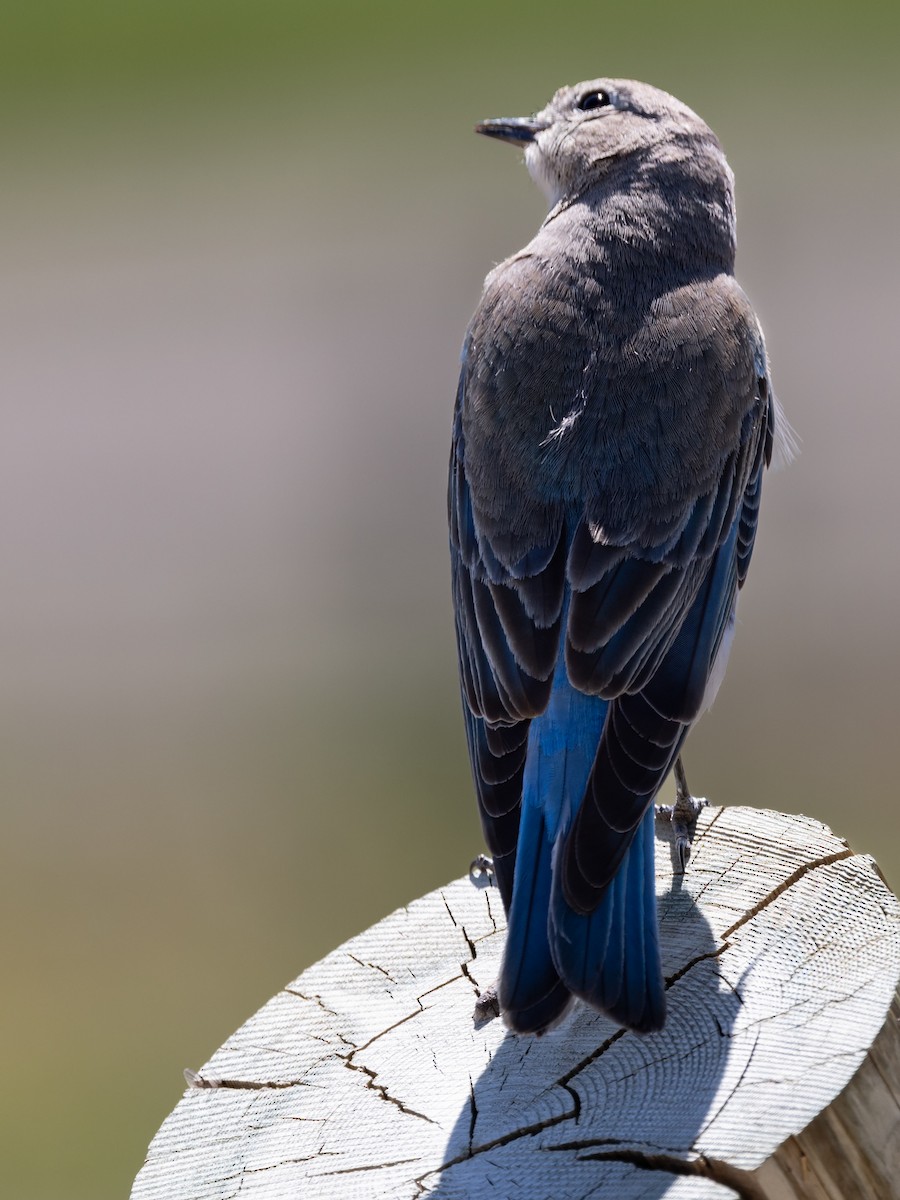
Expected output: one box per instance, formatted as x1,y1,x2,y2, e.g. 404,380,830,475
460,924,477,961
338,1050,438,1126
284,988,342,1019
351,1005,426,1056
466,1075,477,1155
720,849,853,940
347,952,398,984
726,1047,866,1091
696,1025,761,1141
484,888,498,933
238,1152,330,1172
319,1156,422,1176
555,1026,628,1108
321,923,489,1126
664,946,729,988
183,1068,310,1091
675,852,744,914
413,1105,577,1194
210,1151,341,1194
458,923,486,1002
546,1141,768,1200
662,850,860,1001
440,890,458,927
459,959,482,1000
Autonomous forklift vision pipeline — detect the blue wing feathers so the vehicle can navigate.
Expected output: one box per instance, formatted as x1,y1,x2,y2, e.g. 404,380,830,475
567,524,627,588
488,580,561,680
568,558,669,652
471,574,551,717
737,460,764,585
471,716,528,788
462,709,525,821
514,537,567,626
484,720,529,756
569,562,694,693
643,520,740,724
605,702,679,790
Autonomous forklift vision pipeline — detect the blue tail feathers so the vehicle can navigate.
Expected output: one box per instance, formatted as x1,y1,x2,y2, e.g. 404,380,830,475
552,807,665,1033
497,804,573,1032
498,646,666,1035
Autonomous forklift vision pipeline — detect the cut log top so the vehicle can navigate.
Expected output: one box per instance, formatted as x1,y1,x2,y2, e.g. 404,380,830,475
132,807,900,1200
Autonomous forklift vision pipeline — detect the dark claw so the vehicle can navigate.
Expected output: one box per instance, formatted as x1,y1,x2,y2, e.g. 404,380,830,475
469,853,495,885
473,984,500,1025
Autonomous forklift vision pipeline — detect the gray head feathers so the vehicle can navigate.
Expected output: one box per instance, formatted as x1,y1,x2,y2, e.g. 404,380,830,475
479,77,734,215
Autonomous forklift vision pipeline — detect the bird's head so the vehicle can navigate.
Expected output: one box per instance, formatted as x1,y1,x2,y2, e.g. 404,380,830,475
476,78,727,208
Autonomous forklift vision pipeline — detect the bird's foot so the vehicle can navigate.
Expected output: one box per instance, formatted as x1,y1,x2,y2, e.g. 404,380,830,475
655,758,708,871
473,983,500,1026
469,854,494,886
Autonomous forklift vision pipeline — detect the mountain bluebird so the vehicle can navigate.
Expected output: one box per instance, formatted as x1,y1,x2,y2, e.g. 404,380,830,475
450,79,792,1035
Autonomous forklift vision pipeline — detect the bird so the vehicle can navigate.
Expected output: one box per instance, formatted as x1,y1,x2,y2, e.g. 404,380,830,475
449,78,793,1036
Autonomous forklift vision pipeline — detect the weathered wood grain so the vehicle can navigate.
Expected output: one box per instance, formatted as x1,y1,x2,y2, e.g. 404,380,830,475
132,807,900,1199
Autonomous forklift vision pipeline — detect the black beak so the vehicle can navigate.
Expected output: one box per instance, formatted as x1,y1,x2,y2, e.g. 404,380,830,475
475,116,547,146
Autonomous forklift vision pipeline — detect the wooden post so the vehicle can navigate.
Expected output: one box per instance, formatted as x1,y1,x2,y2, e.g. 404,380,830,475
132,807,900,1199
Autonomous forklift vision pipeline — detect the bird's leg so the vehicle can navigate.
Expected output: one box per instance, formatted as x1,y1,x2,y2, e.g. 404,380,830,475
468,854,500,1023
655,756,708,870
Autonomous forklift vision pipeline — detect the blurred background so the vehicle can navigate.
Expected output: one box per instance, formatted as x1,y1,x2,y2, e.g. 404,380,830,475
1,2,897,1196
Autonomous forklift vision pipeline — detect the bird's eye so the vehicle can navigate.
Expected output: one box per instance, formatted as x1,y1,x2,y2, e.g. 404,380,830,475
577,90,611,112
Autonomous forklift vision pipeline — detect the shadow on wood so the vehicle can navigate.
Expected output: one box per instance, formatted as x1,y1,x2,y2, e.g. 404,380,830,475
131,808,900,1199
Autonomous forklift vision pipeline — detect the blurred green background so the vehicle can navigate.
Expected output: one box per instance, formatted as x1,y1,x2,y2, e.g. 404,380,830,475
1,3,897,1196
